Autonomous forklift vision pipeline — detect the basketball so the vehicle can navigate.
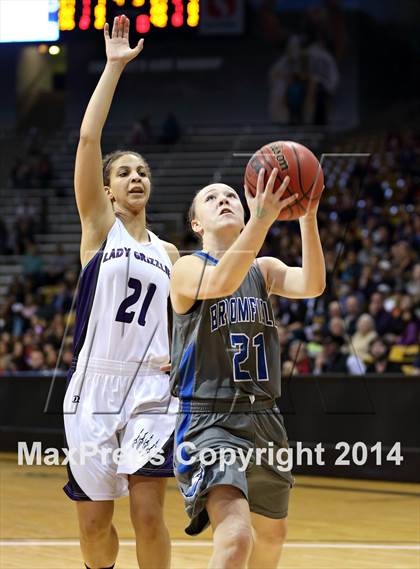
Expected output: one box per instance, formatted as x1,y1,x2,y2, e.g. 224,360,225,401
244,140,324,221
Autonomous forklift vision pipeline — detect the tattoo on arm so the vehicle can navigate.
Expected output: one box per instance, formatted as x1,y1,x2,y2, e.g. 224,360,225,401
256,206,267,218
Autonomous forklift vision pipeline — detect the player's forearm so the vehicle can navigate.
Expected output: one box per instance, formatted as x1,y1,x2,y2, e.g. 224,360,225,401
298,214,326,295
213,218,269,294
79,61,125,141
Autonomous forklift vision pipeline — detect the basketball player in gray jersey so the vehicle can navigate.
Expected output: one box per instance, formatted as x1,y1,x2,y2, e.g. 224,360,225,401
170,168,325,569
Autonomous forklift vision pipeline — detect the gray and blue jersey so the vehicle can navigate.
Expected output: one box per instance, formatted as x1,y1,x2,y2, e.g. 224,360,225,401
170,251,281,403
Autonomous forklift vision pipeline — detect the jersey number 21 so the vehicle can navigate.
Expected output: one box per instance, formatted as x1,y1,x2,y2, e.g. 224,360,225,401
230,333,269,382
115,277,157,326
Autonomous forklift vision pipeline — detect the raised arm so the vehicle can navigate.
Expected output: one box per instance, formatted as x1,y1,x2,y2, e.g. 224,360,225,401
75,15,144,259
258,203,326,299
170,170,298,313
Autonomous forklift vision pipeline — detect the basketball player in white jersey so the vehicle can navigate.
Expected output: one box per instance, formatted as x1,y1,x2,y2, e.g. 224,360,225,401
63,15,178,569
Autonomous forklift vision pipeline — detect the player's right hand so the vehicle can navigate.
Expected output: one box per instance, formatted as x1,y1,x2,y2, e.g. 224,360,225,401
104,14,144,66
245,168,298,227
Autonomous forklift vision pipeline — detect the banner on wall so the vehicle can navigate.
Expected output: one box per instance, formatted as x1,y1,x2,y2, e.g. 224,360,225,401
200,0,244,35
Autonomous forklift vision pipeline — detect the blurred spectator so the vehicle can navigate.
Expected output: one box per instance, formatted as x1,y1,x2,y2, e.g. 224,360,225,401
396,303,419,346
14,218,36,255
304,33,339,125
368,292,396,336
21,293,39,319
328,300,341,319
43,343,58,369
269,35,307,124
328,316,346,339
130,115,154,145
351,314,378,363
8,340,29,372
28,349,47,372
391,240,414,279
277,323,291,355
306,326,323,358
340,250,362,283
320,300,341,336
365,338,401,374
60,348,74,370
406,263,420,302
0,340,12,372
51,282,73,315
282,341,313,375
358,265,377,299
44,314,66,349
343,295,362,336
314,335,365,375
21,243,44,281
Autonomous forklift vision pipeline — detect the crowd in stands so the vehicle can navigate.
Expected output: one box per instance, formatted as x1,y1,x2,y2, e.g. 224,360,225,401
1,127,52,256
0,264,77,373
269,130,420,375
0,129,419,375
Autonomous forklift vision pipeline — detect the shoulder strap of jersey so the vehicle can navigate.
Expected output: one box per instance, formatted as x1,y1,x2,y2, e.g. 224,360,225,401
193,251,219,265
146,229,173,267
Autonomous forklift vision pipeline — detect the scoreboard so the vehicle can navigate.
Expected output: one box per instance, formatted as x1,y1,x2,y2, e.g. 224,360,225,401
59,0,199,33
0,0,59,43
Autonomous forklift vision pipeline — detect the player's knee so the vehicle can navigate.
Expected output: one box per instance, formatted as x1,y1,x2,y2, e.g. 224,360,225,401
255,519,288,547
79,516,112,542
228,530,253,565
131,508,164,539
235,525,254,552
222,523,254,563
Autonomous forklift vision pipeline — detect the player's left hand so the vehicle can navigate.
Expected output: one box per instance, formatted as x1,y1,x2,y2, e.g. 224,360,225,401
104,14,144,66
160,363,171,373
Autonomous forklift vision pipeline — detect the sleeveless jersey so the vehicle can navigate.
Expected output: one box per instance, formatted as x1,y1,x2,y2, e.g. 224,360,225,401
72,217,172,369
170,252,281,402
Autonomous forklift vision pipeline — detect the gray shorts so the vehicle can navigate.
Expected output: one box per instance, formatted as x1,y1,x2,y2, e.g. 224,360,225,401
174,398,294,535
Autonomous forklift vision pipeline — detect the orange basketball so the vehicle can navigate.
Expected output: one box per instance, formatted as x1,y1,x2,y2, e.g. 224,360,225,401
244,140,324,221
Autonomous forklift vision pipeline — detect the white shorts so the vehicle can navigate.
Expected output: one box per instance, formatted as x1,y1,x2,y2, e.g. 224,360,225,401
63,357,178,501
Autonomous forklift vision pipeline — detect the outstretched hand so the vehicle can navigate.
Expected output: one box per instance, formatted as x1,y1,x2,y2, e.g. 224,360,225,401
104,14,144,66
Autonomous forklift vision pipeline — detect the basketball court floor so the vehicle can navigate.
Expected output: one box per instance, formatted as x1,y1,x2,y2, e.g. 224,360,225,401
1,454,419,568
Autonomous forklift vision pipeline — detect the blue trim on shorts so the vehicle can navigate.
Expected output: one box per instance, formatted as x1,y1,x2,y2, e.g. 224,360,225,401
176,342,196,474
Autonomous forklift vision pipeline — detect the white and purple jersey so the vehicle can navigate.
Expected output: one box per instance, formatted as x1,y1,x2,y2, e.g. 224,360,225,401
72,217,172,370
63,217,177,501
